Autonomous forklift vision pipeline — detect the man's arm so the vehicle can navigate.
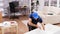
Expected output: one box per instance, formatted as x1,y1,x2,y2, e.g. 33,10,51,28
28,18,37,27
41,23,45,30
37,23,45,30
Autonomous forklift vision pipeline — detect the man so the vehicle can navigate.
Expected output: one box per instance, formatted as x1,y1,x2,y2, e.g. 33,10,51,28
28,12,45,31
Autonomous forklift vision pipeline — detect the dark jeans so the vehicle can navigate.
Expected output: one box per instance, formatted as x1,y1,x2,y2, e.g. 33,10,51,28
27,24,37,31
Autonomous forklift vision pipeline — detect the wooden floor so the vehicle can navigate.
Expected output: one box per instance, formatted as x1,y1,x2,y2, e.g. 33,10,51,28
1,15,60,34
2,16,29,34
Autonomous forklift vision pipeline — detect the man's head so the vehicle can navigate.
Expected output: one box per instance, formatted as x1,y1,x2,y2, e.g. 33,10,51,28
32,12,39,19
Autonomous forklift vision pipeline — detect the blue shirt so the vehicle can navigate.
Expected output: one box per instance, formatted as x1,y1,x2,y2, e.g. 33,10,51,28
29,12,43,25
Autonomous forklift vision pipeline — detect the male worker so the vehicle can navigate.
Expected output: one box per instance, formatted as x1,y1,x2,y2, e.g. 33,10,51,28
28,12,45,31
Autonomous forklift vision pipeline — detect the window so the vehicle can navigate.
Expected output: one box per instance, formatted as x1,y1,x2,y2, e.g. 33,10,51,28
44,0,49,6
51,0,57,7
